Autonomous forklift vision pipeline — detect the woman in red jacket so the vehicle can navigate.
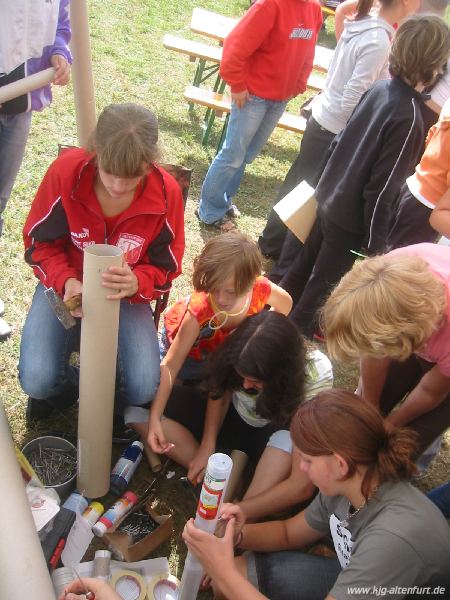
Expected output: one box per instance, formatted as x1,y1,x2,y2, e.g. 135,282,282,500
19,103,185,425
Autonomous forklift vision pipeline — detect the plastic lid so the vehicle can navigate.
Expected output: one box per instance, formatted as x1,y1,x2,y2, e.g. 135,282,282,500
88,501,104,513
92,521,107,537
206,452,233,477
122,490,138,503
132,441,144,450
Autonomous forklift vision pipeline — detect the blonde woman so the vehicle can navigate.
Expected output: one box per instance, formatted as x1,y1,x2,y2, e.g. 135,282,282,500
323,243,450,455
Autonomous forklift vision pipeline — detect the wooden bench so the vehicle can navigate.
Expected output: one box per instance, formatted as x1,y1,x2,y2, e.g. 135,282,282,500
164,34,326,94
184,85,307,153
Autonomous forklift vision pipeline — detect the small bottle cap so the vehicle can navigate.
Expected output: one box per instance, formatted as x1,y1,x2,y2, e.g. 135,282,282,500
92,521,107,537
122,490,138,504
132,441,144,451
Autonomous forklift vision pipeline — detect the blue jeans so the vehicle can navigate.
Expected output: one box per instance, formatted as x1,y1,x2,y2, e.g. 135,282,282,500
198,95,287,224
0,112,32,237
18,284,160,410
427,481,450,519
246,550,341,600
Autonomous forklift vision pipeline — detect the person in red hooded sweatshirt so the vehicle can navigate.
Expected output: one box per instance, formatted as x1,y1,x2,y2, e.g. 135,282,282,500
197,0,323,231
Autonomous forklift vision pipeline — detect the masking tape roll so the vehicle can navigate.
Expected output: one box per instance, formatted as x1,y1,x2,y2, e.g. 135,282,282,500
147,573,180,600
111,569,147,600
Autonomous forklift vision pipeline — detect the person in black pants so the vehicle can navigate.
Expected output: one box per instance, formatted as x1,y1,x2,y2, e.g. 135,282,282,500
278,16,450,337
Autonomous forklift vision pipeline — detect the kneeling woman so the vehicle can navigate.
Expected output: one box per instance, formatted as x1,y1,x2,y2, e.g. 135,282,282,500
154,311,328,488
183,390,450,600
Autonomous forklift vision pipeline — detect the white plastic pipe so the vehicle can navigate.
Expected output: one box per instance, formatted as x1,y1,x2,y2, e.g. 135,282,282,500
0,67,55,104
178,453,233,600
70,0,97,146
77,244,123,497
0,402,56,599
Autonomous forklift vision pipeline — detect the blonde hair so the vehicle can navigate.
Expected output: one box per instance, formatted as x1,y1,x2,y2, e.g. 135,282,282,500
389,15,450,88
322,253,446,362
192,232,262,295
88,103,159,177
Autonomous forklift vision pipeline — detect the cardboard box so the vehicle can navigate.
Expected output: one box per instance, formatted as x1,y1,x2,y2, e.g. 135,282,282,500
273,180,317,243
103,503,172,562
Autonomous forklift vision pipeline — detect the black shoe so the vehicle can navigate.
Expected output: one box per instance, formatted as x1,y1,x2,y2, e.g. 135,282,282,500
26,397,55,424
112,414,139,445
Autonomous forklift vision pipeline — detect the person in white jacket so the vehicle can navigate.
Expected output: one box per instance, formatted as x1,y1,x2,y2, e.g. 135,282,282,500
258,0,419,267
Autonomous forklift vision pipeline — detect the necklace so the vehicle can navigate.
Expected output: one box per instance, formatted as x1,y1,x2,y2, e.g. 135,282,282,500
340,487,378,528
208,294,251,331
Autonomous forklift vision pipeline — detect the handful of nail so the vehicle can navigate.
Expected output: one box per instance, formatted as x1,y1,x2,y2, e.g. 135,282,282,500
117,510,159,543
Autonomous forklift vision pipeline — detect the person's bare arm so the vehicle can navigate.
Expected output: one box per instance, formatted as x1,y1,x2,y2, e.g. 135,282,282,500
429,187,450,239
267,282,293,315
334,0,358,40
359,356,391,407
188,392,231,483
148,312,200,452
386,365,450,427
241,509,326,553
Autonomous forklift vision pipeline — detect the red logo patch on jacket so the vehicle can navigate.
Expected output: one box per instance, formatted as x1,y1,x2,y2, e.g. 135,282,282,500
116,233,145,264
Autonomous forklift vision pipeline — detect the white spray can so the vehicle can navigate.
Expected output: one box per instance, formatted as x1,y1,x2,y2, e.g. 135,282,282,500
178,452,233,600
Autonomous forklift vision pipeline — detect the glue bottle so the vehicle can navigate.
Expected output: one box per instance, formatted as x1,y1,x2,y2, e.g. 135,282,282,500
178,453,233,600
92,491,137,537
110,441,144,495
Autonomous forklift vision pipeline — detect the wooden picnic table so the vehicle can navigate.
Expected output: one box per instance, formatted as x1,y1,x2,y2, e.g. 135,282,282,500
190,7,334,72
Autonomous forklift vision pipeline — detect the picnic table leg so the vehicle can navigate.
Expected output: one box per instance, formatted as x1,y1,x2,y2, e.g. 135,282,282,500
190,58,206,113
201,77,228,146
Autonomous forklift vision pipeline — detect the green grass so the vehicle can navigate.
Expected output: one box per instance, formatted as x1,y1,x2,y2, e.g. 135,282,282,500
0,0,448,588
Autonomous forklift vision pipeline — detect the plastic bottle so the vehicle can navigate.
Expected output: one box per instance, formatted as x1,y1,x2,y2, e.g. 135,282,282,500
92,549,111,581
92,491,138,537
81,501,104,526
178,453,233,600
62,492,89,515
110,441,144,495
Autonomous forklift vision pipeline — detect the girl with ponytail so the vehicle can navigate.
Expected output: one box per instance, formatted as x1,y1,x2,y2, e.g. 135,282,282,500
182,389,450,600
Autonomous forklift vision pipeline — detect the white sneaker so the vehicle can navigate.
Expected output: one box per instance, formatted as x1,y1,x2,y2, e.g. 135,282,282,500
0,317,11,340
0,298,4,316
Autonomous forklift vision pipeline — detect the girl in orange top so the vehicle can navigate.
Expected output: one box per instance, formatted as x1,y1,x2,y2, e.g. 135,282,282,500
125,231,292,452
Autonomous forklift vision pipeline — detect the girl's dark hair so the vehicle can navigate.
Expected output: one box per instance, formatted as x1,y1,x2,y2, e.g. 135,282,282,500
203,312,306,426
291,389,418,501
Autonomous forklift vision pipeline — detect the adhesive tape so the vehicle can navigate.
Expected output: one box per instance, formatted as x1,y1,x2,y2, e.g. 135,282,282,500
111,569,147,600
147,573,180,600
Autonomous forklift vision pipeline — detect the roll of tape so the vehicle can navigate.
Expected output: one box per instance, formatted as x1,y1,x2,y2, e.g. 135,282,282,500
111,569,147,600
148,573,180,600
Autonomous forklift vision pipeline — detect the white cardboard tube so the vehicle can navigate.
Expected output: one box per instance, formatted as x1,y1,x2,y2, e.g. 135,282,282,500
69,0,97,146
0,402,56,599
77,244,123,497
0,67,55,104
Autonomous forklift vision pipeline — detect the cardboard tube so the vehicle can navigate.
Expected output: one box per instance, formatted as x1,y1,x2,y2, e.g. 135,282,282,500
69,0,97,146
222,449,249,504
0,402,56,599
0,67,55,104
77,244,123,498
143,440,162,472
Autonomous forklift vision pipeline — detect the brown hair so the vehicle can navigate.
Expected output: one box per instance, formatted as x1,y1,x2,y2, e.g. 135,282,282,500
192,232,262,295
389,15,450,88
321,253,446,363
354,0,393,20
291,389,418,501
88,103,160,177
